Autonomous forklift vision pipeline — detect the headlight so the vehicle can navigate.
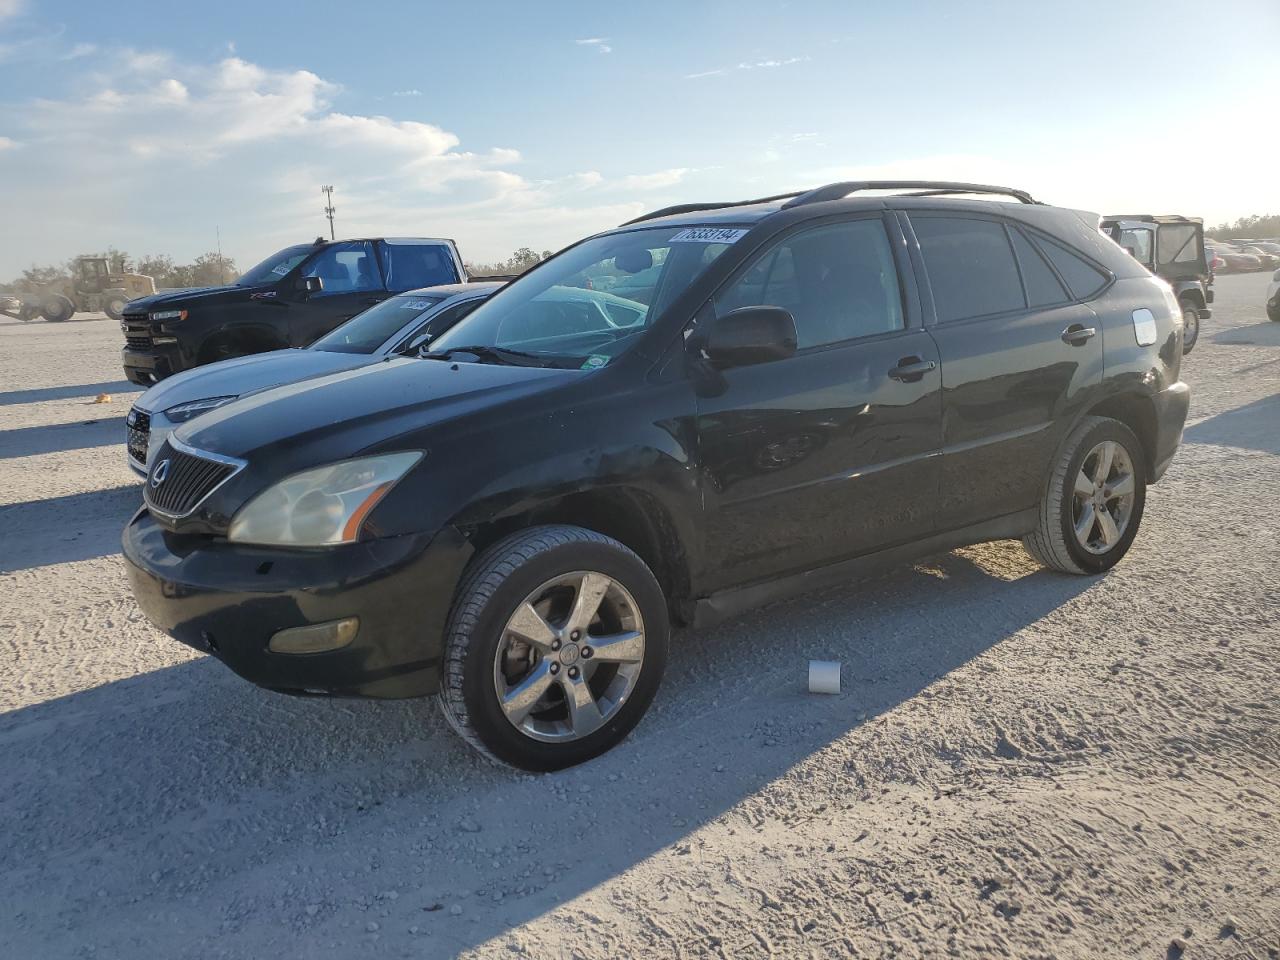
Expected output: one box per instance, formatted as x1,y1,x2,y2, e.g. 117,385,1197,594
149,309,188,322
162,396,238,423
228,452,423,547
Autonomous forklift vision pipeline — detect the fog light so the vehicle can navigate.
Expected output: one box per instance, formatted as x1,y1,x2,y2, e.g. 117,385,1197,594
268,617,359,655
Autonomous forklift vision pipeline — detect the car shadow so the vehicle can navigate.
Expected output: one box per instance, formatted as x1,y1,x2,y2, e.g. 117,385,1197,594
0,379,137,406
1210,320,1280,348
0,540,1097,957
0,485,141,573
1183,393,1280,455
0,416,124,460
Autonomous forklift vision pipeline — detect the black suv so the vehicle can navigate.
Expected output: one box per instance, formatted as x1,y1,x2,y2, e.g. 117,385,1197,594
120,237,466,384
124,181,1190,770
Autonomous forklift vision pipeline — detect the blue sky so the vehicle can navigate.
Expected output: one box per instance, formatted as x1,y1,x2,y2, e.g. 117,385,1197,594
0,0,1276,277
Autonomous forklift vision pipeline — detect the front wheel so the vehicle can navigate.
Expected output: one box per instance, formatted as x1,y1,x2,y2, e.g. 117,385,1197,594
438,525,669,770
1180,302,1200,354
41,294,74,322
104,294,129,322
1023,416,1147,574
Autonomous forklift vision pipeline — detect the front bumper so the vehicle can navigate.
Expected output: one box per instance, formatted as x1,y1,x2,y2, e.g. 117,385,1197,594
123,511,473,698
123,345,185,385
1150,381,1190,483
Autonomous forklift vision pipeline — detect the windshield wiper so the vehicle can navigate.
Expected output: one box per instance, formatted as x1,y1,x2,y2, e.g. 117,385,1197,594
420,344,546,366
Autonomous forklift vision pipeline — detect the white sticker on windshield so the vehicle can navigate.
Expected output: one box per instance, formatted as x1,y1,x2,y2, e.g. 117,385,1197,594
402,300,432,309
668,227,749,244
270,264,291,276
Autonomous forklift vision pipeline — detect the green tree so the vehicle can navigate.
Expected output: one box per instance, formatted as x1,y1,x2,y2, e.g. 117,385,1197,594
1206,214,1280,241
190,252,238,286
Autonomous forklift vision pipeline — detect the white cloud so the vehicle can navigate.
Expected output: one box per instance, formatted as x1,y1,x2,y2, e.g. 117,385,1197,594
685,55,808,80
0,52,669,273
575,37,612,54
0,0,23,22
619,168,690,190
60,42,96,60
391,89,422,97
0,135,17,150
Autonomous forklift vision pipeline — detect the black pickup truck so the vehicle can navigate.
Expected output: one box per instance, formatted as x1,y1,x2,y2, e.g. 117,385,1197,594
121,237,467,384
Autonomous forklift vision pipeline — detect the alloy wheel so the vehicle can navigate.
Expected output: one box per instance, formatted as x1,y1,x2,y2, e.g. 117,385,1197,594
1071,440,1136,555
493,571,646,743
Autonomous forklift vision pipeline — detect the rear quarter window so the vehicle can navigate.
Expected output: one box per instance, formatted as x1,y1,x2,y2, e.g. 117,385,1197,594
1035,236,1110,300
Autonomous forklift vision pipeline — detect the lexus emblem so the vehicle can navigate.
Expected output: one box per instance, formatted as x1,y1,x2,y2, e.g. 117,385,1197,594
150,459,170,489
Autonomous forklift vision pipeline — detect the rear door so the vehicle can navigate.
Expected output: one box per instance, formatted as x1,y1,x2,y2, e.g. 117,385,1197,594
292,241,386,345
694,214,942,591
376,240,463,293
903,212,1107,531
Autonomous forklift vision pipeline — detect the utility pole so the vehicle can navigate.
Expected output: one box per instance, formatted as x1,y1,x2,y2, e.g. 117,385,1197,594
321,185,336,240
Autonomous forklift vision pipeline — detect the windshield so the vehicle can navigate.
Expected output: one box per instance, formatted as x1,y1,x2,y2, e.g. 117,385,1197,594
427,225,741,367
310,294,446,354
237,244,314,286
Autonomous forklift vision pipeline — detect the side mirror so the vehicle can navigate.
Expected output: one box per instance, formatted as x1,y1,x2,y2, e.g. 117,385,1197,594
702,306,797,368
300,276,324,295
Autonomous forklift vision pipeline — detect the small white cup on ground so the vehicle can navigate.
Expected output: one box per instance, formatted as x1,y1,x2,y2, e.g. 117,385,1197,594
808,660,841,695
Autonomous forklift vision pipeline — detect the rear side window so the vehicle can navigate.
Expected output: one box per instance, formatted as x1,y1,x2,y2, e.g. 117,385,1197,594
1035,237,1109,300
717,219,904,349
1009,228,1069,308
912,217,1024,323
378,242,460,292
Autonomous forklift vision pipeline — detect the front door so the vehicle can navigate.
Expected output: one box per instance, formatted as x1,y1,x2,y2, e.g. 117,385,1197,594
291,240,386,346
905,213,1106,531
694,215,943,592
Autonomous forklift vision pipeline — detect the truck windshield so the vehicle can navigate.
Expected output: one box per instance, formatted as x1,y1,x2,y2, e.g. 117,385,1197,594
237,245,314,286
427,224,741,367
311,294,446,354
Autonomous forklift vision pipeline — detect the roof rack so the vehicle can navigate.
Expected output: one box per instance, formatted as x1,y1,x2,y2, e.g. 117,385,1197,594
782,181,1039,208
622,191,808,226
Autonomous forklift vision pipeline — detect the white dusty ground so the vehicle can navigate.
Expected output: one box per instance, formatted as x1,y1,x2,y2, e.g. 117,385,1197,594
1,277,1278,960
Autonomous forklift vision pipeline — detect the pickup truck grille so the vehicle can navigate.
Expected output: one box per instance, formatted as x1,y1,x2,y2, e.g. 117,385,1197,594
144,441,242,518
126,407,150,467
125,333,152,350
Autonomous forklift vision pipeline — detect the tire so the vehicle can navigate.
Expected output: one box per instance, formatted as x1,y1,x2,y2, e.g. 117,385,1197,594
438,524,669,771
1180,301,1200,355
1268,301,1279,323
18,303,39,323
1022,416,1147,575
104,294,129,322
41,294,75,323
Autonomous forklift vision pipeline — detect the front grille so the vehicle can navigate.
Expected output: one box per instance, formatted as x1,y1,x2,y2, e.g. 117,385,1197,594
125,334,152,350
144,441,240,517
126,408,150,465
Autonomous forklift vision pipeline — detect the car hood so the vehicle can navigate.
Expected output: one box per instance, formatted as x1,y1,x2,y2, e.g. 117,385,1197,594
125,283,273,313
176,356,577,464
136,348,377,416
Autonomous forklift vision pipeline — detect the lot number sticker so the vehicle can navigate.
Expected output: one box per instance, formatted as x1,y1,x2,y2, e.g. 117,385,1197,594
668,227,749,244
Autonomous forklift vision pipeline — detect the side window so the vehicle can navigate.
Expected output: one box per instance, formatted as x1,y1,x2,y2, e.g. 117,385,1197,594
716,219,904,349
378,242,460,292
912,217,1025,323
304,241,380,295
1035,236,1109,300
1009,227,1069,308
403,299,484,353
1118,228,1154,266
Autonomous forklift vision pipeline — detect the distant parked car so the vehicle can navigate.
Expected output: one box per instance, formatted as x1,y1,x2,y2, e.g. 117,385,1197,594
1206,244,1262,273
1238,245,1280,270
126,282,502,475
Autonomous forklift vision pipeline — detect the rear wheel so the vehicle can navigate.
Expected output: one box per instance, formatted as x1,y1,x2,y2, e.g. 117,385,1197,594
41,294,74,323
104,294,129,322
1180,301,1200,354
438,525,669,770
1023,416,1147,575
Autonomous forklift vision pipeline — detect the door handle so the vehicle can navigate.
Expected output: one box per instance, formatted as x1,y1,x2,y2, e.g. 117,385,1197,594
1061,324,1097,346
888,356,937,382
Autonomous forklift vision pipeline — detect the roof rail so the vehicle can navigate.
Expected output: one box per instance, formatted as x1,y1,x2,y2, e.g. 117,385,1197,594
622,191,807,226
781,181,1039,208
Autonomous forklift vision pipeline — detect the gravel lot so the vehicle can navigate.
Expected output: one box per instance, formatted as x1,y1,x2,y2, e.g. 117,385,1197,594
2,274,1278,959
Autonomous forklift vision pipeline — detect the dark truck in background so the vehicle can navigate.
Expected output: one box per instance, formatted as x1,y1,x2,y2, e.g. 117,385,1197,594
1101,215,1211,355
121,237,466,384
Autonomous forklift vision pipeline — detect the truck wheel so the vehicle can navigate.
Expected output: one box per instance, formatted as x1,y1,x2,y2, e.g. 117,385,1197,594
438,525,669,771
41,294,75,322
104,294,129,322
1180,301,1200,354
1268,301,1280,323
18,303,39,323
1022,416,1147,575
